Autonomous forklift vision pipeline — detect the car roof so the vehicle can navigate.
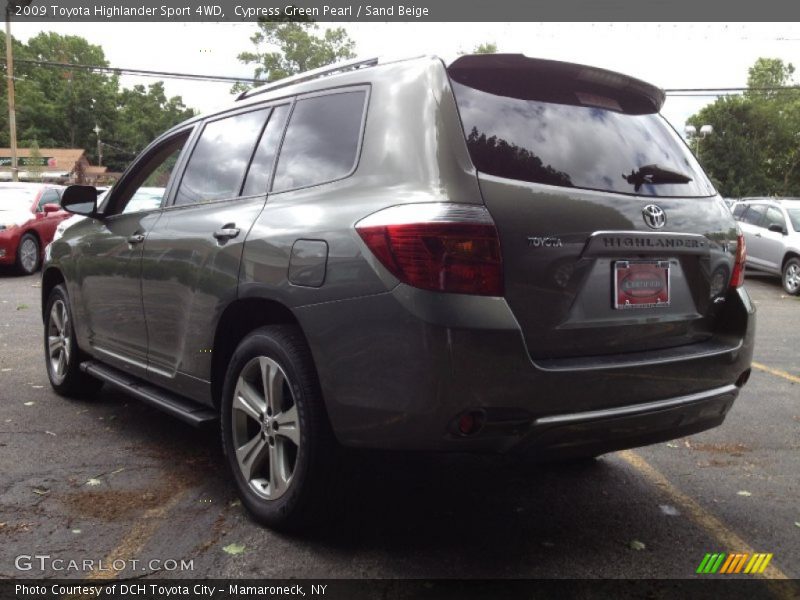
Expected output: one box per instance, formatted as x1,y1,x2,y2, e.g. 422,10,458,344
0,182,63,190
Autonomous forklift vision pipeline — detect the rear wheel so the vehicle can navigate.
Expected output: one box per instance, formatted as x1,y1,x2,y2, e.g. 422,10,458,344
44,284,103,397
782,257,800,295
16,233,40,275
221,325,338,530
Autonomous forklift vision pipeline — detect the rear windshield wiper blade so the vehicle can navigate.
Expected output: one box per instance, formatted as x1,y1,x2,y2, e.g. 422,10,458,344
622,164,693,192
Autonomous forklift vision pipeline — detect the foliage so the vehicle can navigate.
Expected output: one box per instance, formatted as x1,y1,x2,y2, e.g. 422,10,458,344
473,42,498,54
27,139,43,178
233,20,356,94
2,31,195,172
688,58,800,197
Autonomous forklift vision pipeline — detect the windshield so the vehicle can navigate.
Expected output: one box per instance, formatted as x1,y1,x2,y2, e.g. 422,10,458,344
787,208,800,231
451,80,716,197
0,187,38,210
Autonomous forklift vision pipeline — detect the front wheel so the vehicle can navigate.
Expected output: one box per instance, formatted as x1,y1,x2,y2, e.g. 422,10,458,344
782,257,800,295
17,233,40,274
221,325,338,530
44,284,103,397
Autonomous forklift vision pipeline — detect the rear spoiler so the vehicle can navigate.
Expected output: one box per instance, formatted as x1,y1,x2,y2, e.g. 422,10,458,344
448,54,665,115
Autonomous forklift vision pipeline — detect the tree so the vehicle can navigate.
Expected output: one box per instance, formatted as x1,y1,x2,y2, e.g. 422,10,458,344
12,32,118,158
233,20,356,94
105,82,195,171
27,139,43,179
687,57,800,197
473,42,498,54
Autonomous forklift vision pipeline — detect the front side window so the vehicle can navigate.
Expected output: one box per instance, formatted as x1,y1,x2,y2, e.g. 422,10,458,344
764,206,786,230
107,131,190,216
175,109,270,206
37,189,60,211
272,90,366,192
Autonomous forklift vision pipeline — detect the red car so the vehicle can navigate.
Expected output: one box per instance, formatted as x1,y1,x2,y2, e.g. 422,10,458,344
0,182,68,274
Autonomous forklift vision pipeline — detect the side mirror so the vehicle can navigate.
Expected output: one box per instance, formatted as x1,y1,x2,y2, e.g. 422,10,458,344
61,185,99,217
768,223,787,235
43,203,61,214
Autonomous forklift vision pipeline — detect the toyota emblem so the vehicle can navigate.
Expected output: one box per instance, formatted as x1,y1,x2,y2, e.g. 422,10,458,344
642,204,666,229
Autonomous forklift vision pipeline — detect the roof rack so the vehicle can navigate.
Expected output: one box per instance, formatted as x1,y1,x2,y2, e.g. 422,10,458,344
237,57,380,101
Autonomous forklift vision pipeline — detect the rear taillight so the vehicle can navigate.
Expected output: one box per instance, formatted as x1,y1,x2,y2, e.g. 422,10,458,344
356,203,503,296
730,232,746,288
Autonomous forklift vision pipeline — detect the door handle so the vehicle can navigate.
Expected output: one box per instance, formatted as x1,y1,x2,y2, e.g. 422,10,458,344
127,234,145,244
213,226,240,241
754,232,762,237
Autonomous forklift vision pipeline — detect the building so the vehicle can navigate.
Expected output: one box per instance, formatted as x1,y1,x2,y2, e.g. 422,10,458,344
0,148,110,185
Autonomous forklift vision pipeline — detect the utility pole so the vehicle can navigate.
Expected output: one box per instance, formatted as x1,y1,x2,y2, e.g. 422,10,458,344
93,124,103,166
5,12,19,181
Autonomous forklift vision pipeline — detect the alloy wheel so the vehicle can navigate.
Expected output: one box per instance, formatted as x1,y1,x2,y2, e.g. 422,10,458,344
231,356,301,500
785,262,800,294
47,299,71,384
19,237,38,273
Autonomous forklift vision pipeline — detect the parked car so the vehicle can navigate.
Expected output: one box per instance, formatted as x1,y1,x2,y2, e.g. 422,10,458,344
0,182,67,274
42,54,754,529
731,197,800,294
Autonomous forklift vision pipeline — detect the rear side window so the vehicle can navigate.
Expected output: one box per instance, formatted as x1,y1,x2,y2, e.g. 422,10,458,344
175,108,269,206
732,203,748,218
450,80,716,197
741,204,767,226
272,90,366,192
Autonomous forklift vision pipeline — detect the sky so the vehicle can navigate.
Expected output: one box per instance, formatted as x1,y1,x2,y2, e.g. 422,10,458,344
10,22,800,135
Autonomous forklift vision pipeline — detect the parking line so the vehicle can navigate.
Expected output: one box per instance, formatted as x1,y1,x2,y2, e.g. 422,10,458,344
86,488,188,580
618,450,791,585
752,362,800,385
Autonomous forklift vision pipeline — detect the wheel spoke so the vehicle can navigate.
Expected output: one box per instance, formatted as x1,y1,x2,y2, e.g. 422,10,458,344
56,351,66,378
50,303,63,332
275,405,300,446
236,434,269,481
260,357,284,415
48,335,61,357
233,379,265,421
269,440,289,495
62,338,71,365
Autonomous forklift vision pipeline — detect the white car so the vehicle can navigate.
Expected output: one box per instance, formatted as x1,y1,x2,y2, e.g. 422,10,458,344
732,197,800,294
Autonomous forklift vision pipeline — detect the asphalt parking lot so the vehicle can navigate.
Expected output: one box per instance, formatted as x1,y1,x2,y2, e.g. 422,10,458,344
0,269,798,584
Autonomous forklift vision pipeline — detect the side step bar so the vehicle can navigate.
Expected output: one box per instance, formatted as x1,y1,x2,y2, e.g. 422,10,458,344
80,360,217,427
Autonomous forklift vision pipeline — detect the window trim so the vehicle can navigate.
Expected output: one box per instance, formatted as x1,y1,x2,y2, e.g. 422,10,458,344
239,102,293,200
268,84,371,196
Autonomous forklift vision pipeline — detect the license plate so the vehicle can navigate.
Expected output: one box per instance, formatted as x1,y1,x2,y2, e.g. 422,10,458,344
614,261,670,309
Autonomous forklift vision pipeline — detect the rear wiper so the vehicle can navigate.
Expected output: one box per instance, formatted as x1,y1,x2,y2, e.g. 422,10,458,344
622,164,693,192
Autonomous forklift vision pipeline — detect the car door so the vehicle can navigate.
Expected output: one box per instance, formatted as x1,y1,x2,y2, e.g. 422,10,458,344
75,129,193,376
140,104,289,403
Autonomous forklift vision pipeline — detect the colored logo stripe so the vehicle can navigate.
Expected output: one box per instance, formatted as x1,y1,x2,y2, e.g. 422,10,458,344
697,553,774,575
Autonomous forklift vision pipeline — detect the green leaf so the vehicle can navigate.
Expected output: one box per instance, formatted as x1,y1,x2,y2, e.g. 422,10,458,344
223,543,246,555
629,540,646,551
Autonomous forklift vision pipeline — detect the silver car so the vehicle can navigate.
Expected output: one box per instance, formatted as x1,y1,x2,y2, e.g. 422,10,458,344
732,198,800,294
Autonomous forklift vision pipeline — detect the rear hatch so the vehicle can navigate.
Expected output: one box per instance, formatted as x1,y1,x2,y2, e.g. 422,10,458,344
448,54,737,359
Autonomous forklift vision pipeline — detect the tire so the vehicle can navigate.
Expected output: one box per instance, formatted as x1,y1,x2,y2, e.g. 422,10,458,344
221,325,339,530
16,233,40,275
44,284,103,398
782,257,800,296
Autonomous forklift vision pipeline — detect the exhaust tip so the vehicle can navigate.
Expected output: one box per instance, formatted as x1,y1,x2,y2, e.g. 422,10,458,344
735,368,752,388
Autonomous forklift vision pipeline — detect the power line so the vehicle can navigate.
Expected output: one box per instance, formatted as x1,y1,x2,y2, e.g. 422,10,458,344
1,57,261,85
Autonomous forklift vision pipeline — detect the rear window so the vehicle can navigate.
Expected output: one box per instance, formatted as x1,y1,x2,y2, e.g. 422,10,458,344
451,80,715,197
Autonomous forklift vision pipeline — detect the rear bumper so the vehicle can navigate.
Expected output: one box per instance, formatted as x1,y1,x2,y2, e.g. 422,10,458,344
520,384,738,459
295,284,754,456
